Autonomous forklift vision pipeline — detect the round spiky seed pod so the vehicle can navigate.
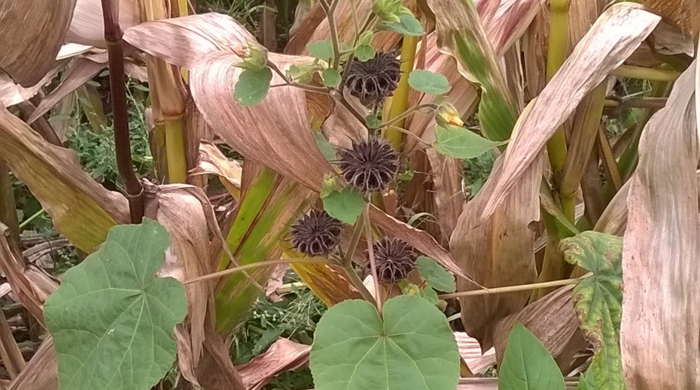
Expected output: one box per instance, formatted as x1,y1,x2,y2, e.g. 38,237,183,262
290,210,343,257
346,51,401,107
338,137,399,193
372,238,417,284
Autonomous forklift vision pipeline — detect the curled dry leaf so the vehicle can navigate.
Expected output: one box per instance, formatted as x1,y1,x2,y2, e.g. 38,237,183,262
27,58,105,124
474,3,661,221
0,0,76,86
123,13,256,70
9,337,57,390
621,62,700,390
638,0,698,34
0,64,65,108
192,140,243,199
65,0,138,47
238,338,310,390
191,52,331,192
450,154,542,350
0,107,129,252
492,285,587,372
454,332,496,374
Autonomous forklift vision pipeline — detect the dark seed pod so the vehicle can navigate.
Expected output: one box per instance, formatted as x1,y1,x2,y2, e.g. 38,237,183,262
372,238,417,284
290,210,343,257
338,137,399,193
346,51,401,107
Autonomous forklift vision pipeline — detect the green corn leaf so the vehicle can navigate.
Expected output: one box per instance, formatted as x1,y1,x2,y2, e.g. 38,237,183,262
45,219,187,390
561,231,624,390
499,323,566,390
310,296,460,390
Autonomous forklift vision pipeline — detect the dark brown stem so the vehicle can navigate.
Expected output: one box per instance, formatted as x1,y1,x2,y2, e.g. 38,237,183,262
100,0,144,223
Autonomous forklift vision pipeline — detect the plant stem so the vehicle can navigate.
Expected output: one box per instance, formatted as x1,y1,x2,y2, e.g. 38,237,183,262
440,274,589,299
380,104,437,130
0,164,19,243
363,204,382,313
185,258,329,285
384,35,419,151
342,263,376,303
101,0,144,223
319,0,342,70
611,65,680,81
18,208,45,229
165,119,188,183
343,216,364,266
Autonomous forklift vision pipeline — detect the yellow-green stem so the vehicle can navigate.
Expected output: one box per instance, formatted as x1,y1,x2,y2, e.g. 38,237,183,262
531,210,573,301
384,36,418,151
611,65,680,82
545,0,573,221
164,118,188,183
0,164,19,242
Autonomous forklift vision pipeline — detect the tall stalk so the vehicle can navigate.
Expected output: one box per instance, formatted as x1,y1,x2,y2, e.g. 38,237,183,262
0,164,19,242
384,36,418,151
101,0,144,223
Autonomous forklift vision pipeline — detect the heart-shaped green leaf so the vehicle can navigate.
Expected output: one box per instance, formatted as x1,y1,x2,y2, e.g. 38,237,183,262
45,219,187,390
416,256,456,292
433,124,505,159
322,68,342,88
409,70,451,95
307,40,335,61
380,13,424,36
234,67,273,106
561,231,624,390
499,323,566,390
355,44,376,62
311,295,460,390
322,188,365,224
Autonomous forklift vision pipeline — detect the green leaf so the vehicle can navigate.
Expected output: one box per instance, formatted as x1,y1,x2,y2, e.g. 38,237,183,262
288,64,317,84
310,295,460,390
234,67,273,106
307,40,334,61
44,219,187,390
499,323,566,390
322,188,365,224
358,31,374,46
421,286,440,305
380,13,424,36
433,124,504,159
355,44,377,62
416,256,456,292
409,70,451,94
577,372,597,390
365,113,382,129
561,231,624,390
314,131,337,162
322,68,341,88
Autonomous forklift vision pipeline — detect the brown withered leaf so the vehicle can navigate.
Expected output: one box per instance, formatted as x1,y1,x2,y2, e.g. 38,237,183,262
238,338,310,390
450,154,541,350
9,337,57,390
290,262,362,305
0,0,76,86
594,179,630,236
474,4,661,221
191,52,331,192
0,65,63,108
65,0,138,47
27,58,105,124
638,0,698,34
455,332,496,374
0,107,129,252
492,286,588,372
621,61,700,389
0,224,48,323
425,149,464,243
123,13,255,70
192,140,243,199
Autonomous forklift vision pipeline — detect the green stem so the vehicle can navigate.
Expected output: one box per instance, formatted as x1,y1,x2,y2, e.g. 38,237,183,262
384,35,419,151
611,65,680,82
531,210,573,301
343,217,364,267
320,0,342,70
379,104,437,130
441,274,589,299
19,208,45,230
363,204,382,312
342,263,375,303
185,258,329,285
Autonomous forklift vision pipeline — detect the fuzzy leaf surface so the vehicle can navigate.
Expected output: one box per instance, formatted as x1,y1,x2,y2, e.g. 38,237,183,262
310,296,459,390
499,323,566,390
416,256,456,292
561,231,624,390
44,219,187,390
433,124,504,159
234,67,273,106
322,188,365,224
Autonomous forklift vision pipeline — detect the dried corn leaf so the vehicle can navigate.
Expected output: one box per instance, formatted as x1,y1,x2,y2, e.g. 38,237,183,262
123,13,255,70
0,107,129,252
474,4,660,221
191,52,331,192
9,337,57,390
0,0,76,86
638,0,697,34
451,155,541,350
0,66,63,108
238,338,310,390
492,286,587,371
66,0,138,47
27,58,105,124
621,61,700,390
192,140,243,199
